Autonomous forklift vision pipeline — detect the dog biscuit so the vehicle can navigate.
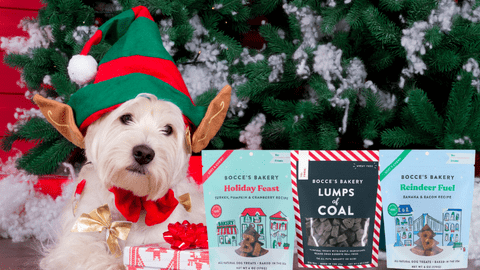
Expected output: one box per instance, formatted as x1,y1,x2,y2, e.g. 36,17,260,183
410,224,443,257
235,225,268,258
306,217,370,247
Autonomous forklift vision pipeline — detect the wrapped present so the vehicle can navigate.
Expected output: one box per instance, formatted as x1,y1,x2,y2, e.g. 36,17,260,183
124,243,209,270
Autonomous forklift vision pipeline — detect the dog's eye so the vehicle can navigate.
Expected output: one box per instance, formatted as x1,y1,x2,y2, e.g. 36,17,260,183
120,114,133,124
162,124,173,136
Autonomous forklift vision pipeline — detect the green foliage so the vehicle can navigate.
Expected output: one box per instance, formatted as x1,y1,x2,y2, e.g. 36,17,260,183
17,137,76,175
405,0,438,23
4,0,480,176
381,77,479,150
379,0,405,12
194,88,218,107
320,3,349,35
259,24,296,54
1,118,59,151
1,118,74,175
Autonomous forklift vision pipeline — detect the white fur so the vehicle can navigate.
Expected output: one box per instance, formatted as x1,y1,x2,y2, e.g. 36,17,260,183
40,94,205,270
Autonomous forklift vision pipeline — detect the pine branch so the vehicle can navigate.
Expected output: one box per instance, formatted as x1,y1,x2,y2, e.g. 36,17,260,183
408,88,444,137
0,132,20,152
362,5,401,48
424,26,443,47
218,117,242,139
465,93,480,136
259,24,296,55
194,88,218,107
262,97,296,119
369,48,395,71
345,0,369,30
3,53,31,70
261,120,289,149
51,73,77,100
169,24,194,46
287,15,302,42
405,0,438,23
1,118,60,151
321,3,349,35
315,123,339,150
243,60,270,81
361,120,379,140
425,49,461,73
381,126,418,148
445,72,474,135
210,136,224,149
250,0,283,17
208,29,243,62
378,0,405,12
17,137,76,175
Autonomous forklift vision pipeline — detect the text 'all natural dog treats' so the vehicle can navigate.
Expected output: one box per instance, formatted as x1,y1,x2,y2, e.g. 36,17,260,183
380,150,475,269
292,150,381,268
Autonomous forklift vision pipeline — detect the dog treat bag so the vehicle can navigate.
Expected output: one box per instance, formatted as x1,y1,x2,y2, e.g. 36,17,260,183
380,150,475,269
292,150,382,268
202,150,294,270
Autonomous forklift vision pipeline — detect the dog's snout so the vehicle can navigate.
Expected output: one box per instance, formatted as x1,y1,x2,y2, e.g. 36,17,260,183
132,145,155,165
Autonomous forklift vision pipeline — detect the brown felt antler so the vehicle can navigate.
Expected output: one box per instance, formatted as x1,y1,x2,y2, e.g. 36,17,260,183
191,85,231,153
33,94,85,148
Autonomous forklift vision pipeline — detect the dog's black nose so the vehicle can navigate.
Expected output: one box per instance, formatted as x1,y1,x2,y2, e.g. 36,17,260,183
132,145,155,165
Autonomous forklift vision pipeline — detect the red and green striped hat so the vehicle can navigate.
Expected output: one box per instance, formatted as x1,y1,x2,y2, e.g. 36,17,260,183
66,6,206,132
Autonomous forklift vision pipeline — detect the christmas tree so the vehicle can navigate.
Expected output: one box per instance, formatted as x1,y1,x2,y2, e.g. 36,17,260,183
2,0,480,175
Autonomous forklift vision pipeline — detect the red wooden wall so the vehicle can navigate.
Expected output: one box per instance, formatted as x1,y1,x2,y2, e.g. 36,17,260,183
0,0,44,162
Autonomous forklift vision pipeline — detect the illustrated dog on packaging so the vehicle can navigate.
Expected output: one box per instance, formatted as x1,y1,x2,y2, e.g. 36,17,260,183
34,6,231,270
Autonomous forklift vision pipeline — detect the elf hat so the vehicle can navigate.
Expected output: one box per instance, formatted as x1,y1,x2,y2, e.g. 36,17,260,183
33,6,231,153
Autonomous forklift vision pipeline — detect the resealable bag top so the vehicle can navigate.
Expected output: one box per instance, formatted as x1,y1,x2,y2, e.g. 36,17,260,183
292,150,382,268
202,150,295,270
380,150,475,269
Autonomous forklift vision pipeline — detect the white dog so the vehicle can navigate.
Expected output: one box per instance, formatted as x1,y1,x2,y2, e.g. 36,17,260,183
39,94,207,270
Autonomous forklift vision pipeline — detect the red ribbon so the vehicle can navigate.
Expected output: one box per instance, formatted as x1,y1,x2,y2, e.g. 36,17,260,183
163,220,208,250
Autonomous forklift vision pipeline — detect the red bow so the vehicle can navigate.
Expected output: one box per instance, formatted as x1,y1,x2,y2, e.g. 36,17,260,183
163,221,208,250
109,187,178,226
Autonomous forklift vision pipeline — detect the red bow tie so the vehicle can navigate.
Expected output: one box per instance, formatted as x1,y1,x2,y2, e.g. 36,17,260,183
109,187,179,226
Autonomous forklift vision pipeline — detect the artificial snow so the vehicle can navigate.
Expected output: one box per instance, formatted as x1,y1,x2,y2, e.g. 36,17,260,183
463,58,480,92
0,19,52,55
72,25,98,44
313,43,343,86
7,107,42,133
268,53,286,82
239,113,266,149
460,0,480,23
159,19,176,55
401,21,430,77
0,155,76,242
238,48,265,65
284,3,323,80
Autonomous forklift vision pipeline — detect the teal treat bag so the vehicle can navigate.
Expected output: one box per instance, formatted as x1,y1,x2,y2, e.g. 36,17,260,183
202,150,294,270
380,150,475,269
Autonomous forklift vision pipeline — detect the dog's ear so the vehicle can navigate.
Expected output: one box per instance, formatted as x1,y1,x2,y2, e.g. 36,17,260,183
33,94,85,148
191,85,231,153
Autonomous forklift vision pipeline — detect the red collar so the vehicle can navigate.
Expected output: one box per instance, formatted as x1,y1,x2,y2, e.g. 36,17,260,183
108,187,178,226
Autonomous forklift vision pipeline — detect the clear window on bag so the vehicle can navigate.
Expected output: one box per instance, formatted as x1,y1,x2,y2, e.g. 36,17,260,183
304,217,370,247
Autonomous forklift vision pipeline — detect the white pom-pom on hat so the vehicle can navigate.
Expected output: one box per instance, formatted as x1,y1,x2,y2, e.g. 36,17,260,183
67,54,98,85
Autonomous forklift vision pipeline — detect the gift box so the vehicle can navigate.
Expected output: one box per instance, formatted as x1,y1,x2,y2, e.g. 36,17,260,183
124,243,209,270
